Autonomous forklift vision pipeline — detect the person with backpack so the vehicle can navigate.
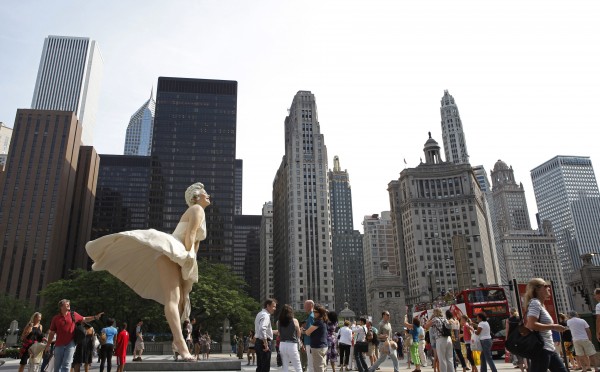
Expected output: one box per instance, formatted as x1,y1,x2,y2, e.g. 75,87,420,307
424,308,452,372
365,321,378,367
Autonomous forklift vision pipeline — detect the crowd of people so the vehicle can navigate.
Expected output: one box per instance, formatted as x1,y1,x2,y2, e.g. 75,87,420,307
250,279,600,372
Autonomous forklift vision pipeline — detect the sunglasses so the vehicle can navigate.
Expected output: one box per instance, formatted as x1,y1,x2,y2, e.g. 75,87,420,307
537,284,551,288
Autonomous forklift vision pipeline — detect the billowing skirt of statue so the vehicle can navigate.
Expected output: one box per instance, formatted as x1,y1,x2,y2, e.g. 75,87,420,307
85,221,205,321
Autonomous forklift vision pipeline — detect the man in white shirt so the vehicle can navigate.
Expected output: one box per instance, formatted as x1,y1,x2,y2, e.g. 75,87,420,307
567,310,597,372
255,299,277,372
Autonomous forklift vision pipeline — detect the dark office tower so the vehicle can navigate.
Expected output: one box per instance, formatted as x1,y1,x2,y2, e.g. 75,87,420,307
235,159,243,215
440,90,470,165
0,110,84,306
91,155,152,242
233,215,261,301
328,156,366,314
64,146,100,274
150,77,237,265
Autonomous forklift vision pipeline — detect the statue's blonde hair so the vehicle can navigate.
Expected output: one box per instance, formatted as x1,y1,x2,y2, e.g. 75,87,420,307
185,182,206,207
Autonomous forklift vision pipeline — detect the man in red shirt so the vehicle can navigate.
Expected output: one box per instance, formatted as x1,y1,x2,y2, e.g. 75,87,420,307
44,299,103,372
115,322,130,372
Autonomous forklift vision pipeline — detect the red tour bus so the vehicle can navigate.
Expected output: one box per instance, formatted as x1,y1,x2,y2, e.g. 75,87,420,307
455,286,510,357
413,286,510,358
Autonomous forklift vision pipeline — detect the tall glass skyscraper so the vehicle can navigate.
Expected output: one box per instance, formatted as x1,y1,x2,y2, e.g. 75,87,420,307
328,156,365,313
31,36,103,145
150,77,237,266
531,156,600,275
124,91,155,156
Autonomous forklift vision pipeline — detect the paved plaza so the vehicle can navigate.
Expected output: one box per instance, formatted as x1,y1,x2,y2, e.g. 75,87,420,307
0,352,525,372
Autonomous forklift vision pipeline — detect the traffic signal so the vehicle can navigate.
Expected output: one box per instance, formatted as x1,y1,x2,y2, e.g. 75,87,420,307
585,296,591,305
508,282,513,291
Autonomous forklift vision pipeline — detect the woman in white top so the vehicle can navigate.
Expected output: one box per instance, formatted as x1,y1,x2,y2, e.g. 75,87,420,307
338,321,353,371
474,313,496,372
524,278,567,372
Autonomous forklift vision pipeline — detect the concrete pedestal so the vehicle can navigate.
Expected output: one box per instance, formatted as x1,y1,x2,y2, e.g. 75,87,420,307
125,359,241,371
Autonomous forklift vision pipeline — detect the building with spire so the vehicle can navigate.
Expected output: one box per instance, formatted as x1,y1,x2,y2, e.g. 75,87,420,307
272,91,334,310
531,156,600,276
440,90,469,165
31,35,103,145
328,156,365,314
490,159,569,311
124,90,155,156
388,133,499,306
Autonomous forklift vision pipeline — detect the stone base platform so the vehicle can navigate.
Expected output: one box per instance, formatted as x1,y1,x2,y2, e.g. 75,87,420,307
125,359,241,371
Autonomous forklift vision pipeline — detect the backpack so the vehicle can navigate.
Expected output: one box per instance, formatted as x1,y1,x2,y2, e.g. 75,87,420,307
439,318,452,338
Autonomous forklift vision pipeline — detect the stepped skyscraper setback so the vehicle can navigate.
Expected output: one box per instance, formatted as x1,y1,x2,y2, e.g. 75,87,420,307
31,36,103,145
440,90,469,165
273,91,334,310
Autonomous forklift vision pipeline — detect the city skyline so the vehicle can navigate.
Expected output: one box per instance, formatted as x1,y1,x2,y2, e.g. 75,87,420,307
2,1,600,233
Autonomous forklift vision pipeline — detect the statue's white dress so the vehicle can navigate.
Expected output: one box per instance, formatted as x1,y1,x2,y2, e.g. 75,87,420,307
85,220,206,320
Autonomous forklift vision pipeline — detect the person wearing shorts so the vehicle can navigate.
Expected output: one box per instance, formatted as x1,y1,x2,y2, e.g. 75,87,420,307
567,311,597,372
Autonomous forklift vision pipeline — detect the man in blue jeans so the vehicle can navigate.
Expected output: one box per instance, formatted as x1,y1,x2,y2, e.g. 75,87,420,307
368,311,399,372
44,299,103,372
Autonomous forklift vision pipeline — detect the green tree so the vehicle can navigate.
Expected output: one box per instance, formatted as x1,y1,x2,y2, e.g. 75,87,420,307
39,270,166,334
37,261,260,343
0,293,34,334
191,259,260,340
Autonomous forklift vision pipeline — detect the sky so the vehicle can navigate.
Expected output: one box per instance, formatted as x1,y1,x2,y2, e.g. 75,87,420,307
1,0,600,232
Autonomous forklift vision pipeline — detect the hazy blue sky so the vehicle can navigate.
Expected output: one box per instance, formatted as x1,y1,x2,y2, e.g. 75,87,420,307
1,1,599,231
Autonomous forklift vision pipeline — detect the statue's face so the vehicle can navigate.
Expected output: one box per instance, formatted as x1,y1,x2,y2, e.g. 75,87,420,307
191,191,211,208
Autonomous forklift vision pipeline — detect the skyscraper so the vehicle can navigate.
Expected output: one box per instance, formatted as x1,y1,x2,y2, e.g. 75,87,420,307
150,77,238,266
328,156,366,313
233,215,261,301
0,110,98,306
388,134,499,305
440,90,469,165
91,155,152,241
235,159,243,215
490,160,568,310
124,92,155,156
531,156,600,275
0,122,12,170
272,91,334,310
31,36,103,145
260,202,274,302
362,212,400,316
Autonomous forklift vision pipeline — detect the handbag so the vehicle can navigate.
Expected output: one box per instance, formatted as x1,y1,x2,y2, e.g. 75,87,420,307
71,311,86,344
355,341,369,353
505,323,543,359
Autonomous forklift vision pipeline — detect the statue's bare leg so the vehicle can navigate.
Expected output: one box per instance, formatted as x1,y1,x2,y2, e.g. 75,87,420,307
156,255,193,360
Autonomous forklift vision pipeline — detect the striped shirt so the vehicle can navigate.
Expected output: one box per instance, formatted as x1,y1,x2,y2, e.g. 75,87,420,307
527,298,554,351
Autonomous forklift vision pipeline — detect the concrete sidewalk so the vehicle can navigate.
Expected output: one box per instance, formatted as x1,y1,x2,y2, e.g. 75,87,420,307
0,353,523,372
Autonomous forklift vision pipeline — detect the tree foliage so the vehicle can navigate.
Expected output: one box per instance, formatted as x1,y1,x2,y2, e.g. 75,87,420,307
37,260,260,342
0,293,34,334
191,259,260,340
39,269,166,334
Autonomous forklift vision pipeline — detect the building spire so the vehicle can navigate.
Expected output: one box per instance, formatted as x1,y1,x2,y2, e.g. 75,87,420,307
333,155,341,172
440,90,469,164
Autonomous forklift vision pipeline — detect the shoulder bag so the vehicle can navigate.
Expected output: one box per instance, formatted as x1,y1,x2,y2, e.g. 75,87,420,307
355,326,369,353
71,311,86,345
505,323,543,359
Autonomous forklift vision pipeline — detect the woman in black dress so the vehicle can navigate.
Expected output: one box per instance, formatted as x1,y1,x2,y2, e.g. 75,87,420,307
18,312,44,372
73,324,95,372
